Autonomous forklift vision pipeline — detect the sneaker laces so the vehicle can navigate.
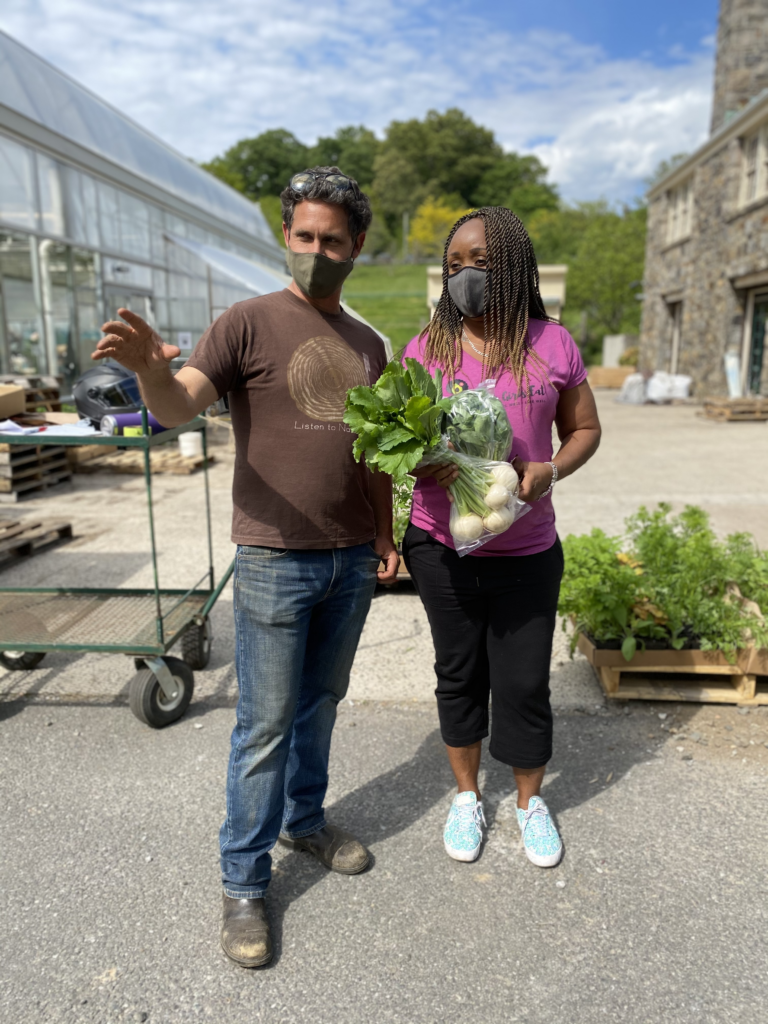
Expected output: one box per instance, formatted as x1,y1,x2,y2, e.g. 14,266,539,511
520,800,551,839
454,801,486,839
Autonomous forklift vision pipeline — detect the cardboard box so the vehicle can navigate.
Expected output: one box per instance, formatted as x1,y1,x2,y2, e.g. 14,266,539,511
0,385,26,419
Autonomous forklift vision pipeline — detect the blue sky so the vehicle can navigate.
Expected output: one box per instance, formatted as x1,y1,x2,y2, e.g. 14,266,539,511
0,1,719,203
482,1,718,62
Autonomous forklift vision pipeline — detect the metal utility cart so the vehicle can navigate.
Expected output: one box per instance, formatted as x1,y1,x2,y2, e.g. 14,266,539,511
0,411,234,727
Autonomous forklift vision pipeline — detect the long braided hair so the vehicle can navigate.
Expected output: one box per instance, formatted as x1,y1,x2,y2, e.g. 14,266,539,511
421,206,554,393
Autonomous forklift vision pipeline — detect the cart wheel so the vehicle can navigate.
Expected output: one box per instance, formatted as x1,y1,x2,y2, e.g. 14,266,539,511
181,618,212,670
129,656,194,728
0,651,46,671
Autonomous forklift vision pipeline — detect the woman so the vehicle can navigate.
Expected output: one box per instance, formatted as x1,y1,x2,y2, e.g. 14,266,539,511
401,207,601,867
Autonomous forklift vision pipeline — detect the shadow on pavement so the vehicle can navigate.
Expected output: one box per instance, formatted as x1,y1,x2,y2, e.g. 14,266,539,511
0,699,25,723
264,727,449,965
262,703,675,963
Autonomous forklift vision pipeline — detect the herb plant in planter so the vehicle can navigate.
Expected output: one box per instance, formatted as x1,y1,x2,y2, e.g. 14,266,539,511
559,504,768,662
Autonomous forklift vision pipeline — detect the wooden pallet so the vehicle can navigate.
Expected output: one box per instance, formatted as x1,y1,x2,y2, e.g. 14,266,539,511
0,375,62,413
66,445,118,466
587,366,637,389
0,442,72,501
701,397,768,422
0,517,73,565
72,448,215,476
578,633,767,705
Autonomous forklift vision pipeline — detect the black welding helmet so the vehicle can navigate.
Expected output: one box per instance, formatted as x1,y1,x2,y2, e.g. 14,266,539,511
73,364,141,425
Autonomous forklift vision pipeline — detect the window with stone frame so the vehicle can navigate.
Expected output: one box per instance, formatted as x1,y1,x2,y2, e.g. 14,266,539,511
740,125,768,206
666,179,693,243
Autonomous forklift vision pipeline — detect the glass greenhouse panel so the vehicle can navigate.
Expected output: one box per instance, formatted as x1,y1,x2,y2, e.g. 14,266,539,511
72,248,101,381
0,134,37,232
97,182,121,253
0,33,279,246
38,240,77,387
102,258,152,291
37,154,65,238
0,232,45,374
118,192,151,261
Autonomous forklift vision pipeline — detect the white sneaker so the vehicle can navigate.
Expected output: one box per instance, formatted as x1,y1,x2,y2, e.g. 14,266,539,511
443,791,486,862
516,796,563,867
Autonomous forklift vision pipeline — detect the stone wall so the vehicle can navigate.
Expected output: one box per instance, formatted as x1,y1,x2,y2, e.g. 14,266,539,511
640,132,768,396
711,0,768,133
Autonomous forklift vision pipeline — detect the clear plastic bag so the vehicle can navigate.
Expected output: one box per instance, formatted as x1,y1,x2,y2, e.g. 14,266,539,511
442,383,513,461
420,384,531,556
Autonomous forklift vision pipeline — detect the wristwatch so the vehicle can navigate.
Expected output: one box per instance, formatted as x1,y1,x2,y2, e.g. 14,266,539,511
538,462,558,500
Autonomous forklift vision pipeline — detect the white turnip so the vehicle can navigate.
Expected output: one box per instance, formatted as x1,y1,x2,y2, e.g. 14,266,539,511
483,507,515,534
484,483,511,509
451,514,485,543
490,462,518,492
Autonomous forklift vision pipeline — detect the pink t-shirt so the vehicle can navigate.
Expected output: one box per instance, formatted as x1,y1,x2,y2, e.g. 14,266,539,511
402,319,587,557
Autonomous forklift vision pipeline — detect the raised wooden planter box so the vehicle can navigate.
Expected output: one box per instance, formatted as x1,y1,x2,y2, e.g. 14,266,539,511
577,633,768,705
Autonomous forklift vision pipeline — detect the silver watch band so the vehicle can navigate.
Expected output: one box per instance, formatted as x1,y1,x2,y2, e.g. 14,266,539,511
538,461,558,500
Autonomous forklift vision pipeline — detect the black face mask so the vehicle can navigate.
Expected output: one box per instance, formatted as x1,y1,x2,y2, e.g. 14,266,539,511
446,266,489,318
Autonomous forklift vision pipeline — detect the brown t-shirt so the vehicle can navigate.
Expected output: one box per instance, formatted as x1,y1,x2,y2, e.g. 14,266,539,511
187,288,387,549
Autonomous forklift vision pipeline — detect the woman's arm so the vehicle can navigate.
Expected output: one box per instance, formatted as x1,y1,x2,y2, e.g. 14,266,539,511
513,381,601,501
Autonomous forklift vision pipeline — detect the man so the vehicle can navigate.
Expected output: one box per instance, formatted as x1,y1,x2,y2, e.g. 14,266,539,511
93,167,398,968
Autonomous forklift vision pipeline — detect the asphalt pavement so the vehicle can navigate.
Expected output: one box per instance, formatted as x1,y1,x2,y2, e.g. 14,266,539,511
1,394,768,1023
1,699,767,1024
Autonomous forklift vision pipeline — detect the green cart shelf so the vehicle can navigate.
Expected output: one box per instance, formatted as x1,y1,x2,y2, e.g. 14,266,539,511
0,411,234,727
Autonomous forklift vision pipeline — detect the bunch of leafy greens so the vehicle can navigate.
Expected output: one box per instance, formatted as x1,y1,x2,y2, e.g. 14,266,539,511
443,388,512,461
559,503,768,661
343,359,451,481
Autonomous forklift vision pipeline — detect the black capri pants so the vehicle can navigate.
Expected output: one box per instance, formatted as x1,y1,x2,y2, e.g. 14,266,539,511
402,524,563,769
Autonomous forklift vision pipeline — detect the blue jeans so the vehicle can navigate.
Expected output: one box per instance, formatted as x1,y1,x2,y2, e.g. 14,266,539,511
220,542,380,898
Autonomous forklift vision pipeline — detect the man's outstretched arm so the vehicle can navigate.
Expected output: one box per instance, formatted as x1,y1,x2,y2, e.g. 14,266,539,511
92,308,218,427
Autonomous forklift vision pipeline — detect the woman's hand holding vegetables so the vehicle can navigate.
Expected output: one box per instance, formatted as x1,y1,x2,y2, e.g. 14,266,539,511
411,461,460,492
512,458,555,502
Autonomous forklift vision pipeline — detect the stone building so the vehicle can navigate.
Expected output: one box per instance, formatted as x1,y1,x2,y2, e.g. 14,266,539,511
639,0,768,396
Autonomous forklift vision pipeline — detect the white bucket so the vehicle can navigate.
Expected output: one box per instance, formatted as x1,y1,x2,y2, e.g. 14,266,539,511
178,431,203,458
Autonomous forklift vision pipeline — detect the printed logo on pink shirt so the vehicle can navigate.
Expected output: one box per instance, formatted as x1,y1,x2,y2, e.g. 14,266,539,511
500,380,550,406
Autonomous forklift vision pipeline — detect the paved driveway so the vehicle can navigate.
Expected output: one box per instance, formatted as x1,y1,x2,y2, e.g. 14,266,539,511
1,394,767,1022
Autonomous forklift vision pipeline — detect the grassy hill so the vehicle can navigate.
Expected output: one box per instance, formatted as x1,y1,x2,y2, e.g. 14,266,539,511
343,264,430,355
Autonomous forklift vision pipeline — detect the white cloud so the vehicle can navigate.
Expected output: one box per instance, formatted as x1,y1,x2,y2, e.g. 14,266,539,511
0,0,714,202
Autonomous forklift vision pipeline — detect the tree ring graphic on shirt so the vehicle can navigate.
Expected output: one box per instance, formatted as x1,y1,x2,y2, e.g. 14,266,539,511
288,336,367,421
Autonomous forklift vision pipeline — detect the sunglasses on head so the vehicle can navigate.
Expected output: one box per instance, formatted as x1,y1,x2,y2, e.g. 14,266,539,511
289,170,359,195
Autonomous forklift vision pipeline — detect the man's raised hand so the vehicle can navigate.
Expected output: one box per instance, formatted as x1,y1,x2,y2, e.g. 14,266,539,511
92,308,180,376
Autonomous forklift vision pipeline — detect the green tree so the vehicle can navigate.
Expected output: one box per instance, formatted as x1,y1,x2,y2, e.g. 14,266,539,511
527,203,604,265
473,153,559,220
409,196,473,259
562,205,647,359
370,150,430,227
307,126,381,187
201,129,308,199
375,108,501,216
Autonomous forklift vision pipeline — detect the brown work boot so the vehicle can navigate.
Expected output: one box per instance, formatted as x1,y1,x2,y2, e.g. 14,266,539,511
278,823,370,874
220,894,272,968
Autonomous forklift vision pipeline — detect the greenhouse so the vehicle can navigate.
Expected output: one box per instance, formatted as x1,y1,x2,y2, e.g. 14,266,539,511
0,30,290,393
